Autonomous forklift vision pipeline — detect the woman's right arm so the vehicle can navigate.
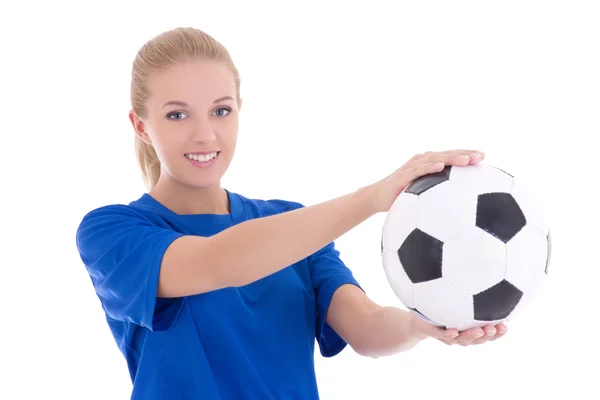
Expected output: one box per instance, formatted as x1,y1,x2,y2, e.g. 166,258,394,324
159,187,375,297
158,150,484,298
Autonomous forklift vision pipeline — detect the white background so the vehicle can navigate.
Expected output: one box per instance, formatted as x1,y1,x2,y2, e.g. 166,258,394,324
2,1,598,399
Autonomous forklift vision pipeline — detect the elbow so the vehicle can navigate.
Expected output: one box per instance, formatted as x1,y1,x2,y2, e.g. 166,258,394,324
350,343,378,358
344,306,417,358
344,326,382,358
349,340,385,358
158,235,228,297
350,340,409,359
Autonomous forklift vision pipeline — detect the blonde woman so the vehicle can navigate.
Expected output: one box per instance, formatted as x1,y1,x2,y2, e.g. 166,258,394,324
76,27,505,399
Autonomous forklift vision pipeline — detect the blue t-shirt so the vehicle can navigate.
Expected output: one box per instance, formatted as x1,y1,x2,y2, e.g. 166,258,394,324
75,190,362,399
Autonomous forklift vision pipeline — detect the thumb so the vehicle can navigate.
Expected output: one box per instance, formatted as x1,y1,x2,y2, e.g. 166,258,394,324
438,327,459,341
410,313,458,340
423,323,459,341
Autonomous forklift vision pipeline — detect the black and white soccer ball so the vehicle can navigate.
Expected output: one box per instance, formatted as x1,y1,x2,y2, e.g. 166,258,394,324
381,163,551,331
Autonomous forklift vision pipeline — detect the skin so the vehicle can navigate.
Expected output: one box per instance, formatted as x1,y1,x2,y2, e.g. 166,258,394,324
130,59,241,215
129,59,507,357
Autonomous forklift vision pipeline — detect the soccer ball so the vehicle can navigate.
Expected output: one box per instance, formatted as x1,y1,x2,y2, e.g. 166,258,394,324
380,163,551,331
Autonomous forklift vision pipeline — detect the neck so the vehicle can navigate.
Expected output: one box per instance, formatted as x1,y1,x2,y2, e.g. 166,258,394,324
149,177,230,215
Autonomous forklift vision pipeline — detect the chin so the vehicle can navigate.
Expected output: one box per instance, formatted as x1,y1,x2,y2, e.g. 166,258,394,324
171,154,231,189
180,178,222,190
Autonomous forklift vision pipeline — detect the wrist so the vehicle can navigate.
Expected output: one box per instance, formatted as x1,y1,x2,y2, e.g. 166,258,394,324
407,311,439,341
354,184,381,215
359,307,426,357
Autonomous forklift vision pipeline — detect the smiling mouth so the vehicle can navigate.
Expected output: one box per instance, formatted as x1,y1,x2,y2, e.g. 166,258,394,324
184,151,220,162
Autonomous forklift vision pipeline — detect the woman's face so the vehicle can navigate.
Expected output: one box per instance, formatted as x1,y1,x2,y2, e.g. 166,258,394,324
131,59,241,189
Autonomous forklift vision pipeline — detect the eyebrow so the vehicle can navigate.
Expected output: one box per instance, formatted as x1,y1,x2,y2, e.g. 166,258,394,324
161,96,235,108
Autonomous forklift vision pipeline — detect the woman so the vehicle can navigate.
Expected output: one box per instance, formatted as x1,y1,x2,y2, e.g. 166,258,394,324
75,27,506,400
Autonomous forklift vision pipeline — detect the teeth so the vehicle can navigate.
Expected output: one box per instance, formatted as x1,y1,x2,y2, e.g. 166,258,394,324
186,152,218,162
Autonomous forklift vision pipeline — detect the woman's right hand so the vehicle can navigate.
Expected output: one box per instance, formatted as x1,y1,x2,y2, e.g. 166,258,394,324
364,150,485,214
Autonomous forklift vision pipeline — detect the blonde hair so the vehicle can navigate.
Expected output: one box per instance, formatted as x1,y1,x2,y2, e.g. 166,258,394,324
130,27,241,189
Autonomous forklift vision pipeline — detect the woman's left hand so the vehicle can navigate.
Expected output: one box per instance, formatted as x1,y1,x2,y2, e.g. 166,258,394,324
410,313,508,346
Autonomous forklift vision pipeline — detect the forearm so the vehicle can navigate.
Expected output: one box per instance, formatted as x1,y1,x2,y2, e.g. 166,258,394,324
355,306,424,357
212,186,378,288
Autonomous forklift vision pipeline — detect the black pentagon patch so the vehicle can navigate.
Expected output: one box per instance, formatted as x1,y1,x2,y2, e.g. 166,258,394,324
476,192,526,243
545,231,551,275
409,307,446,329
473,280,523,321
398,228,443,283
404,166,451,195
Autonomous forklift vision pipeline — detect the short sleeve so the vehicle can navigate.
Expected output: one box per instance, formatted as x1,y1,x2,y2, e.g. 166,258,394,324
75,205,185,332
308,241,363,357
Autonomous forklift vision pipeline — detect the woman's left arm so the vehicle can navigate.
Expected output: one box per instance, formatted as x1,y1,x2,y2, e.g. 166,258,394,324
326,284,507,358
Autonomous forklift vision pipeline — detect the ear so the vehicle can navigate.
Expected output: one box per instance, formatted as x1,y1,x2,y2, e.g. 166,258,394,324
129,110,152,145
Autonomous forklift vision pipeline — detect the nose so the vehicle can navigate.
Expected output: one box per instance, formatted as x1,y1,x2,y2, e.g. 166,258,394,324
190,116,217,143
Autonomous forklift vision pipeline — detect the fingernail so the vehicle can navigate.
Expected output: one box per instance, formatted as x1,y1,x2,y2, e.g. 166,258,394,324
470,153,482,160
487,329,496,336
445,330,458,339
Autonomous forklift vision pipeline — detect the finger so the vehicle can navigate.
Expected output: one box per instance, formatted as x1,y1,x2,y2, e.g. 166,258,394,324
424,153,471,166
398,153,484,188
404,151,485,177
412,150,483,161
490,323,508,341
444,149,484,158
469,152,484,164
424,323,458,341
408,152,476,170
401,162,446,183
422,152,482,166
457,327,485,346
441,328,459,341
419,320,459,342
433,328,459,345
471,335,491,345
470,325,496,345
483,324,497,337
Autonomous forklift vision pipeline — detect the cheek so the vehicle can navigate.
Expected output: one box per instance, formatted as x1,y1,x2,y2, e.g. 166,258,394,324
150,132,184,163
221,121,239,148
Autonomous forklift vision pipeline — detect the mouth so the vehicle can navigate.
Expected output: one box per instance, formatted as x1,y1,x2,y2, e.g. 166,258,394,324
184,151,220,163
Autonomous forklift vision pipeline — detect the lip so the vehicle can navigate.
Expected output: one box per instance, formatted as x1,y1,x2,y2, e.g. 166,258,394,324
185,152,219,167
185,151,220,156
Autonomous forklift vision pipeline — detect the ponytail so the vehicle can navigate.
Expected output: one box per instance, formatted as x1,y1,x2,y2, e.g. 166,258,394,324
135,135,161,190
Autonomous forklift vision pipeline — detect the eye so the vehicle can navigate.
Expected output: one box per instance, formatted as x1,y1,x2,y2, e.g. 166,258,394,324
167,111,188,120
213,107,231,117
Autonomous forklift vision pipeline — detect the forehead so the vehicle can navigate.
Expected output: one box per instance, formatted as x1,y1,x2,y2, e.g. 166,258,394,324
147,60,235,106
